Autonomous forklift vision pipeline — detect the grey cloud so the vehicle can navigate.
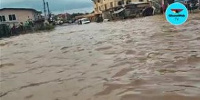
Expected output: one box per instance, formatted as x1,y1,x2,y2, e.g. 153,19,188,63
1,0,93,13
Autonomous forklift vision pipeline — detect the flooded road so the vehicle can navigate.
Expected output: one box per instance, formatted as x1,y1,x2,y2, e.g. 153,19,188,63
1,12,200,100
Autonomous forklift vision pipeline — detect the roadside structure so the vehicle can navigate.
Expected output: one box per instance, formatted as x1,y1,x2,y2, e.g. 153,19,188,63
0,8,42,26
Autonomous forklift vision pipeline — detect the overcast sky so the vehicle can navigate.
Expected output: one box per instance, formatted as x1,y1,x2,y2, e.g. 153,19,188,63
0,0,94,14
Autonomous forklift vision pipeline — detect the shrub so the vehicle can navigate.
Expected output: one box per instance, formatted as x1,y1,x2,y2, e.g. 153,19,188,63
45,24,55,30
0,24,11,38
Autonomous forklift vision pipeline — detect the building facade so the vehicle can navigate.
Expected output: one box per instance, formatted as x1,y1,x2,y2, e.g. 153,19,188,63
0,8,42,26
92,0,149,14
57,13,71,21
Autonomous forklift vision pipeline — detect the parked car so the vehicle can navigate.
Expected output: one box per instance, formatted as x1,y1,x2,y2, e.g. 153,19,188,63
55,20,64,25
103,19,110,22
78,18,90,25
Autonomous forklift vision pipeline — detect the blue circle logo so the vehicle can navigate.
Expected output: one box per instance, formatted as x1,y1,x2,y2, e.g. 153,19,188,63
165,2,189,25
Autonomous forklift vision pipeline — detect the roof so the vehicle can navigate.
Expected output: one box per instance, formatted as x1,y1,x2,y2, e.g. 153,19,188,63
0,8,42,13
75,13,96,19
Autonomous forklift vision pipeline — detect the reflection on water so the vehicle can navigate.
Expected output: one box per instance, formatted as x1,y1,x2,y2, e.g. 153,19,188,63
0,13,200,100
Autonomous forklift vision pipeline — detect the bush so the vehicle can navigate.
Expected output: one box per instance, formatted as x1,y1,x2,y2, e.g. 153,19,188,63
0,24,11,38
38,23,55,31
45,24,55,30
0,23,55,38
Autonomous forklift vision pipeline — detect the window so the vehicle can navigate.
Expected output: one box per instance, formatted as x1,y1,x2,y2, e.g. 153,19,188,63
0,16,6,22
110,2,113,8
118,1,123,6
8,14,16,21
126,0,131,4
105,4,107,10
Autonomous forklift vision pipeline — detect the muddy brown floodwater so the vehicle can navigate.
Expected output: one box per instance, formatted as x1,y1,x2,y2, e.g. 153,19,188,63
1,12,200,100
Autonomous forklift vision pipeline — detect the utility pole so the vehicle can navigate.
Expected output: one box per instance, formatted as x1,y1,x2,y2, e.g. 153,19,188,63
199,0,200,10
46,2,51,19
42,0,46,19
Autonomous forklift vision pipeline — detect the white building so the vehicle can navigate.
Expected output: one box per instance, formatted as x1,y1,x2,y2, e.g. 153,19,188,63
0,8,42,26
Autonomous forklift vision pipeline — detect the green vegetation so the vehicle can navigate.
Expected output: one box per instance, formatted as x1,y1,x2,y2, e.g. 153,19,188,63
0,24,11,38
0,23,55,38
38,23,55,31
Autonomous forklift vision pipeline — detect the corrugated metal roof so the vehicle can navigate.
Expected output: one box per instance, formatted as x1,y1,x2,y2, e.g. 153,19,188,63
0,8,42,13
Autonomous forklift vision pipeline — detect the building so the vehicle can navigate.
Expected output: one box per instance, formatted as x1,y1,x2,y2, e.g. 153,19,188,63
56,13,71,21
0,8,42,26
92,0,149,14
75,13,97,22
92,0,149,20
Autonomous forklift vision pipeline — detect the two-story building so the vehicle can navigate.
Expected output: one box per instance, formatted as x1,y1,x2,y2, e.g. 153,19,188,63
92,0,149,20
92,0,149,13
0,8,42,26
